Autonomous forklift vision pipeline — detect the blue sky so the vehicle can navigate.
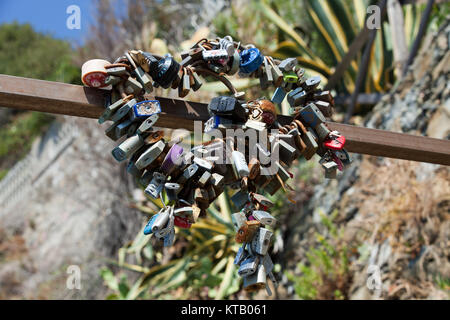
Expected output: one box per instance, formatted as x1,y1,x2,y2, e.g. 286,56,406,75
0,0,96,46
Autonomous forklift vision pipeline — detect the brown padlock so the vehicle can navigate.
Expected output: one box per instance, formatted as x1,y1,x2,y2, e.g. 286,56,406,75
248,158,261,180
194,187,210,210
235,220,260,243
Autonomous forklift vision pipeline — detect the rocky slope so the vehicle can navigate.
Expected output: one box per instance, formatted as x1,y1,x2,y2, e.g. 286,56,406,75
0,117,143,299
279,20,449,300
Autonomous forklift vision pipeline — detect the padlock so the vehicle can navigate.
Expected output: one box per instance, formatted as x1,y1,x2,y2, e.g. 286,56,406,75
239,48,264,74
131,100,161,120
198,171,212,187
252,211,276,227
105,75,122,86
243,264,267,292
139,169,155,187
278,57,297,72
223,49,239,75
157,207,175,238
271,87,287,104
136,115,159,135
178,68,191,98
151,207,170,233
134,66,153,93
323,134,346,151
231,190,249,210
114,119,133,139
150,54,180,88
193,157,213,172
145,172,166,199
124,77,143,95
111,99,138,123
267,58,283,87
275,161,291,183
174,207,194,222
287,87,307,107
251,227,273,256
104,121,122,141
238,255,260,277
248,158,260,180
143,213,159,235
263,57,273,83
210,173,225,194
322,161,338,179
333,149,351,167
251,193,274,209
298,103,326,128
232,211,247,232
81,59,110,87
219,36,235,56
164,182,180,202
135,140,166,170
261,254,274,275
236,220,260,243
99,98,135,124
127,160,144,179
283,71,299,83
234,246,248,265
304,76,321,90
161,144,184,175
259,69,269,90
314,122,331,141
207,96,246,121
202,49,229,61
194,188,209,210
112,133,145,162
126,121,139,137
174,215,192,229
190,71,203,91
264,177,282,195
274,139,298,166
177,163,199,185
106,66,129,77
314,100,333,118
231,150,249,178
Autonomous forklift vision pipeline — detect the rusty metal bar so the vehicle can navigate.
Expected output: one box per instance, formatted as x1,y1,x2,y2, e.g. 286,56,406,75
1,74,449,166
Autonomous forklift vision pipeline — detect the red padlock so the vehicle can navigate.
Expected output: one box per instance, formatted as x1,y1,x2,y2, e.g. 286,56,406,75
81,59,110,88
174,216,192,229
323,135,345,150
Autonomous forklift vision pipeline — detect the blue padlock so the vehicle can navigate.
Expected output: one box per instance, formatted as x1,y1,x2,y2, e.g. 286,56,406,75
143,213,159,235
271,87,287,104
132,100,161,120
239,48,264,74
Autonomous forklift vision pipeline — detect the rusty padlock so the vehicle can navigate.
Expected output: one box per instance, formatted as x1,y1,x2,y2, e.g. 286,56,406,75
235,220,260,243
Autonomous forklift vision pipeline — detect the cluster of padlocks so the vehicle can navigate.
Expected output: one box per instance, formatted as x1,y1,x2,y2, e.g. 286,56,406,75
81,35,350,295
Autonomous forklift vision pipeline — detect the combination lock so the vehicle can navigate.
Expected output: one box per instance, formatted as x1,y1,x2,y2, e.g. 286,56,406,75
150,54,180,88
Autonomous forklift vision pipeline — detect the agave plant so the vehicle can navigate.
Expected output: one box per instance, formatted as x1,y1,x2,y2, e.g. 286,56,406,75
211,0,424,96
